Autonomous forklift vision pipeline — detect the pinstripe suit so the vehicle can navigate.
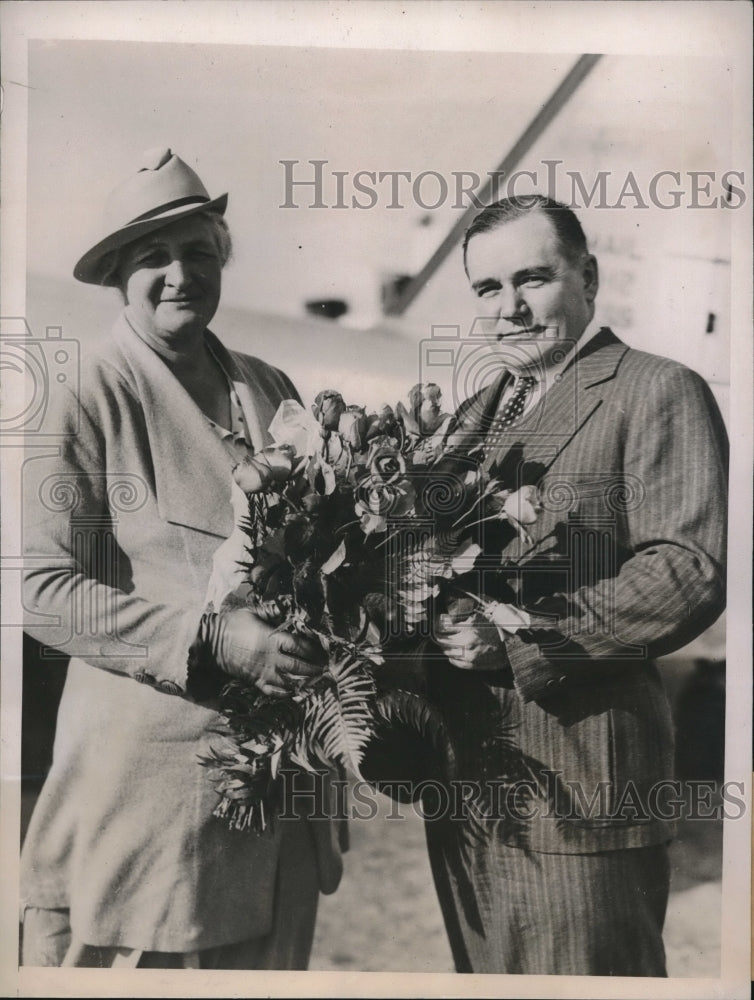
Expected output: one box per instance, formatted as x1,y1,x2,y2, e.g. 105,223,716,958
424,328,728,974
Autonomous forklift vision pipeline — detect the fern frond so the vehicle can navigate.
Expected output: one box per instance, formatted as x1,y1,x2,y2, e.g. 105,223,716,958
302,653,377,776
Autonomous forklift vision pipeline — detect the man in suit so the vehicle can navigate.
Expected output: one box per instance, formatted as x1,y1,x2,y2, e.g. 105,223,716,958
425,195,728,975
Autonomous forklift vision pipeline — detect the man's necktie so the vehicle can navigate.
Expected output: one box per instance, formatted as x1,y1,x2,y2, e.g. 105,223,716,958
496,375,536,428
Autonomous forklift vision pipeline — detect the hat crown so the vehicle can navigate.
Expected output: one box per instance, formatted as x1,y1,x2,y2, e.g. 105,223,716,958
74,148,227,284
104,147,211,230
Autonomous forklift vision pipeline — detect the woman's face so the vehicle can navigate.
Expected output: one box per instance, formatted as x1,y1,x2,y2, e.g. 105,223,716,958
119,214,223,346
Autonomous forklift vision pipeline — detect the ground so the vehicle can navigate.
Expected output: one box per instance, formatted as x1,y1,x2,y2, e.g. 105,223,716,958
17,779,723,977
310,785,722,976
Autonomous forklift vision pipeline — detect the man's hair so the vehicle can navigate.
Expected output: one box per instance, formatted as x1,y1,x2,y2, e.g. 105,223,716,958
462,194,589,272
99,209,233,290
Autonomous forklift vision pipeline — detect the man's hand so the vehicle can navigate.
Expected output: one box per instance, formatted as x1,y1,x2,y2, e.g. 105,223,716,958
434,610,508,671
205,607,326,696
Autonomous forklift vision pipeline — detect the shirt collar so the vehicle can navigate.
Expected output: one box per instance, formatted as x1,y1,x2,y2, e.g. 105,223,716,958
548,319,603,382
508,319,603,387
204,342,252,450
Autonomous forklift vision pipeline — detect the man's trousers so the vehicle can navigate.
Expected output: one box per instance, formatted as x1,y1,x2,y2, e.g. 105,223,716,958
426,820,670,976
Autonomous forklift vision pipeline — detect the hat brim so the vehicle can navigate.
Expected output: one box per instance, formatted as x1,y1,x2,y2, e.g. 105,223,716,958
73,192,228,285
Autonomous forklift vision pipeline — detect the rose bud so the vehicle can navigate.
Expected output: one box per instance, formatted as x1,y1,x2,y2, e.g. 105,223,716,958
418,399,444,436
417,383,448,436
395,400,421,438
345,405,369,445
423,383,442,406
232,446,295,495
365,405,397,442
338,409,363,450
379,404,399,434
233,457,268,494
503,484,541,525
408,383,424,413
313,390,346,431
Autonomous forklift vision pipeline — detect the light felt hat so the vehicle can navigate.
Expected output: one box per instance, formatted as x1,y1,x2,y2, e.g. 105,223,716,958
74,147,228,285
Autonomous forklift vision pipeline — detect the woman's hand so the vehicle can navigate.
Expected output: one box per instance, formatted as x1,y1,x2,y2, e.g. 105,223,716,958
434,610,507,671
205,607,326,696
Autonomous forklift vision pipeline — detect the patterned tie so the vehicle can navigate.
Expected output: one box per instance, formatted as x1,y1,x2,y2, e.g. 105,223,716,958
496,375,536,428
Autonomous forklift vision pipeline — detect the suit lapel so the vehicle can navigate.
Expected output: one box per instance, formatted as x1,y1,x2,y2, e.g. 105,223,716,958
487,328,629,478
444,369,512,454
111,314,234,538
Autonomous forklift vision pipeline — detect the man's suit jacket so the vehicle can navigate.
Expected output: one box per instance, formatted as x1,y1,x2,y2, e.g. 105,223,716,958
21,313,342,952
427,328,728,853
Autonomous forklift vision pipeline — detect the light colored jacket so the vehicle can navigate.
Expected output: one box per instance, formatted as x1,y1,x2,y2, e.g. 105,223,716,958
22,313,342,952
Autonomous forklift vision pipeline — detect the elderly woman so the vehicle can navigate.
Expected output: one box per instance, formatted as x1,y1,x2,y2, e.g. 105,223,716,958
21,149,341,969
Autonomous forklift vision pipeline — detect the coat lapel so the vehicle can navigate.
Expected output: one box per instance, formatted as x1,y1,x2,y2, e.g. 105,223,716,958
444,368,512,453
111,314,234,538
487,328,629,478
204,332,276,453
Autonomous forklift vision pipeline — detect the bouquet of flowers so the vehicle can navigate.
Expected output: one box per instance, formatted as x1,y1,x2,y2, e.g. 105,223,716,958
199,383,541,833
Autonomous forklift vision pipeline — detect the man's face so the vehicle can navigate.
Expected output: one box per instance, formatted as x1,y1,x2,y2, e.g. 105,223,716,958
120,214,223,347
465,211,598,375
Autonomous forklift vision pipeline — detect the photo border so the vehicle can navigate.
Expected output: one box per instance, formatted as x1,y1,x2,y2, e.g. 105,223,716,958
1,3,751,997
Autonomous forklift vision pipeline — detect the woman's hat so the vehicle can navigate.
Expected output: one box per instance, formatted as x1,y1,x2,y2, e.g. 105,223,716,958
73,148,228,285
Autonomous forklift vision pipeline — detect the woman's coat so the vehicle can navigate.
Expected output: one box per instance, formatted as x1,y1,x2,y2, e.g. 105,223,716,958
22,313,342,952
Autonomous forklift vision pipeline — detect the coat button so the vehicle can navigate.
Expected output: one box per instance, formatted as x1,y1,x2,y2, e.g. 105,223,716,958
134,671,155,685
545,678,558,691
558,675,568,685
157,680,183,696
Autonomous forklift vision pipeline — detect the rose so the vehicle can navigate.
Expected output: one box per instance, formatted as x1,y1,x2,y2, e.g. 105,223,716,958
268,399,321,458
307,455,337,496
404,382,449,437
233,446,296,495
483,483,542,542
365,405,398,442
356,480,415,521
337,410,362,452
365,440,406,485
354,502,388,535
503,484,541,525
421,383,442,407
417,383,448,437
339,406,368,450
312,390,346,432
320,433,354,481
355,443,414,533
